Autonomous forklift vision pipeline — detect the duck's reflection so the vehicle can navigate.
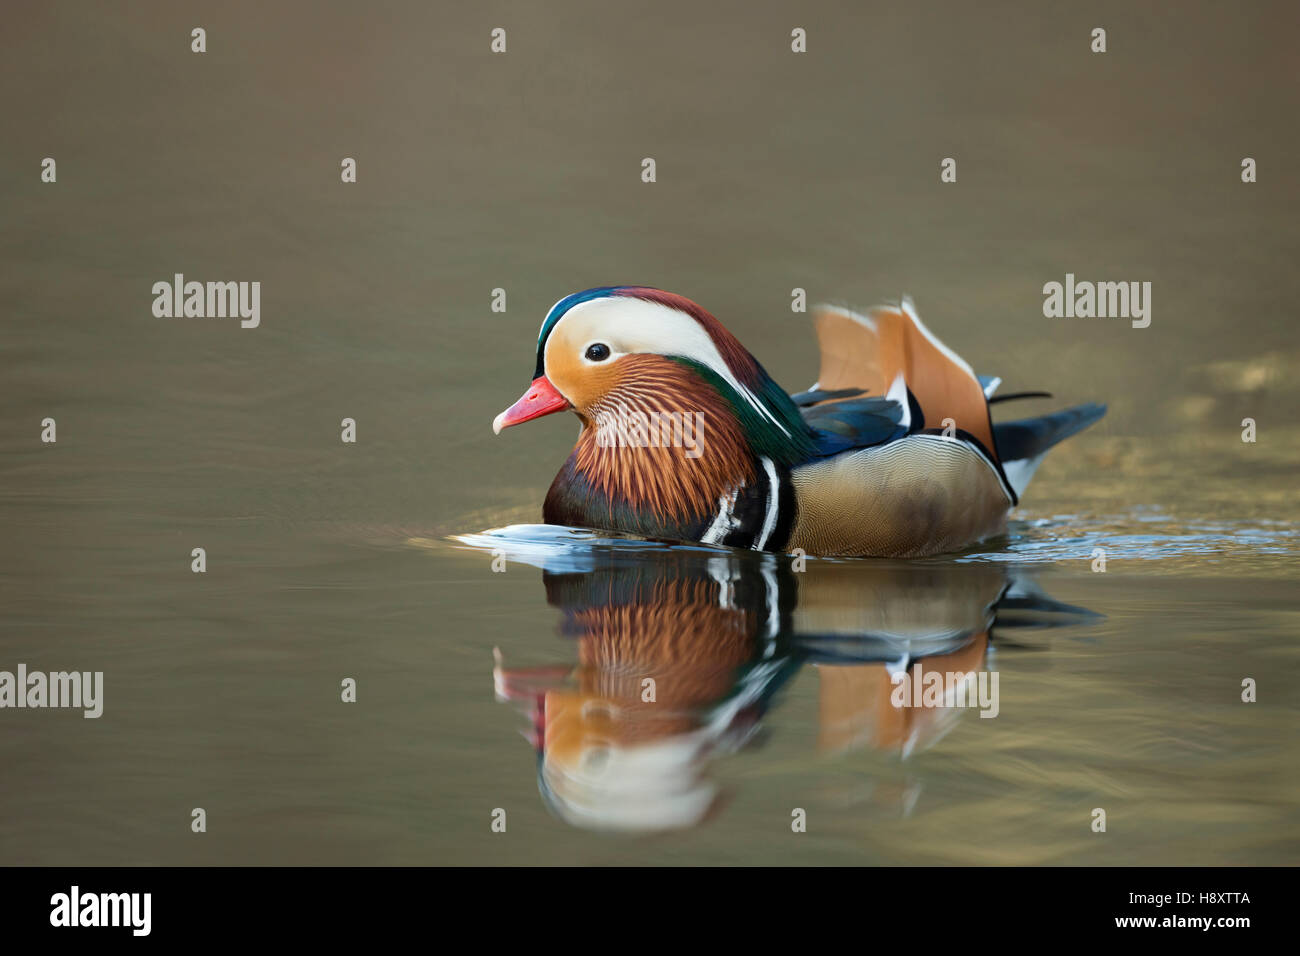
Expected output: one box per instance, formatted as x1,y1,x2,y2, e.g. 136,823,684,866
472,528,1096,833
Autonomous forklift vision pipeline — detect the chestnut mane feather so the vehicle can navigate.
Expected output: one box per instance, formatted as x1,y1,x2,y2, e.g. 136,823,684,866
571,355,756,523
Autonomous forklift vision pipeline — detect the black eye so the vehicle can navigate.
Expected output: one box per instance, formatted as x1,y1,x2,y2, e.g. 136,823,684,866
585,343,611,362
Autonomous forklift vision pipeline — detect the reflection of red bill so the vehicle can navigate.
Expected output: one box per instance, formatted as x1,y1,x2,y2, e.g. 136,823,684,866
492,654,572,750
493,376,570,433
493,661,571,700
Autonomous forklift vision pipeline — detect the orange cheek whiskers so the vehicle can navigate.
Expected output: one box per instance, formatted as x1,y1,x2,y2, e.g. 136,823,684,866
572,357,755,522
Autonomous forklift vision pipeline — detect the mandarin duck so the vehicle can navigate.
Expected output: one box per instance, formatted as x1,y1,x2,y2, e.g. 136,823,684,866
492,287,1106,557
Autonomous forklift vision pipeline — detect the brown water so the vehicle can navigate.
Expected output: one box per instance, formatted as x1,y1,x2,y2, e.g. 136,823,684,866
1,1,1297,864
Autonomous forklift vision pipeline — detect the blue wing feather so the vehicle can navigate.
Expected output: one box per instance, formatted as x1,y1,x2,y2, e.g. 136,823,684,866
799,394,914,457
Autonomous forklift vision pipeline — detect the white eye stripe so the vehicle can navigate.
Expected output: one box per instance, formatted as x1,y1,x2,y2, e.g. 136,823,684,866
549,297,790,436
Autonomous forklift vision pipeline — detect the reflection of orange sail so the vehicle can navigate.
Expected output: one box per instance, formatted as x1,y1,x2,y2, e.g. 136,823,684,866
817,632,989,756
796,560,1003,756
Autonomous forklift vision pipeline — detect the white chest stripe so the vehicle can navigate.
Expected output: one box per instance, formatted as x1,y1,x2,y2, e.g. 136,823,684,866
752,456,780,551
700,457,779,549
700,488,741,545
760,559,780,638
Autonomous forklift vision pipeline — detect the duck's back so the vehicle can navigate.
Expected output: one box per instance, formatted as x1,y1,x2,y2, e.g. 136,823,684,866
785,299,1102,557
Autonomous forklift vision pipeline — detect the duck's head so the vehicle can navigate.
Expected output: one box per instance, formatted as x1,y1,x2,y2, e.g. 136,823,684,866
493,287,813,459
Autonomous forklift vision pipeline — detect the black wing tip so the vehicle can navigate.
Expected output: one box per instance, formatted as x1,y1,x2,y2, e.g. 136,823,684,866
988,390,1055,405
993,401,1108,462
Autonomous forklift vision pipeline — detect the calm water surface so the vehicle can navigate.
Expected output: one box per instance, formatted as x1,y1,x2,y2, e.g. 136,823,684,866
1,1,1297,864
